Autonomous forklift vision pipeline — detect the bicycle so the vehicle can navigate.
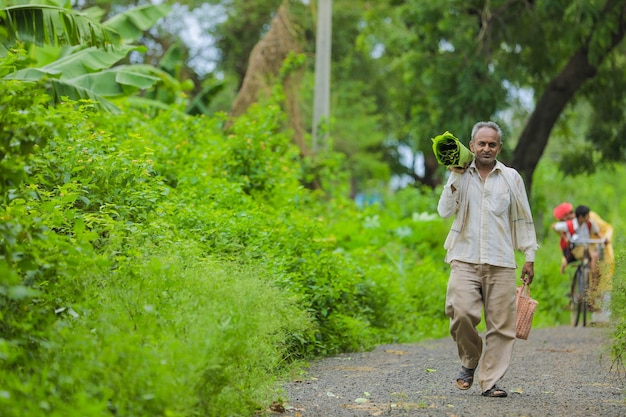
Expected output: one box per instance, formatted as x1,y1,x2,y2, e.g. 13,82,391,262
568,238,605,327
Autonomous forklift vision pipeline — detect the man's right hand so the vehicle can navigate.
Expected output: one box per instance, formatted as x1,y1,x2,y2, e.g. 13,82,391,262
448,166,467,193
449,166,467,174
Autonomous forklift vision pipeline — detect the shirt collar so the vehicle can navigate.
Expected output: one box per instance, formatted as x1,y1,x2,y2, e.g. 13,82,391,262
468,159,503,174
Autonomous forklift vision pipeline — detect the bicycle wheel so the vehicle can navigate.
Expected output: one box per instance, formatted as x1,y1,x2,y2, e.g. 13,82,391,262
570,266,586,327
580,265,590,327
571,265,590,327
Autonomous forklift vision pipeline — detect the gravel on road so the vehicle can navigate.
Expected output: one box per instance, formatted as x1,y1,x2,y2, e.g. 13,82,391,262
283,326,625,417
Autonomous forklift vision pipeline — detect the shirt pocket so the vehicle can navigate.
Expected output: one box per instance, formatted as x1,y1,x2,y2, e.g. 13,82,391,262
489,190,510,216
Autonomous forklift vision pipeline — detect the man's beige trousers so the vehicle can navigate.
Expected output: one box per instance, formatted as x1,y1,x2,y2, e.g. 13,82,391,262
445,260,517,392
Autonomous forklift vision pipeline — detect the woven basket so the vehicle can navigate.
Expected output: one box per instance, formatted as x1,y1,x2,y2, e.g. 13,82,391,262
516,284,538,340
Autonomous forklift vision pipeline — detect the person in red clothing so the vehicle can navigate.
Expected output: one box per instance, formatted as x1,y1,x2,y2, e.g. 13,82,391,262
552,202,577,273
553,205,603,277
552,202,613,276
552,203,613,321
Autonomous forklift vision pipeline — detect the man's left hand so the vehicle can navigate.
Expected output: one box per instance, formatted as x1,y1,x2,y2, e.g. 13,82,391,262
520,262,534,285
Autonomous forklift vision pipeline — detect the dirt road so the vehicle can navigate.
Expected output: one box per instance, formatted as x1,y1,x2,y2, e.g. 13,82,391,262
283,326,625,416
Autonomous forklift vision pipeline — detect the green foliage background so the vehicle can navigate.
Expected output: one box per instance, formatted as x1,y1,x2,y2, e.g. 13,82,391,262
1,78,624,416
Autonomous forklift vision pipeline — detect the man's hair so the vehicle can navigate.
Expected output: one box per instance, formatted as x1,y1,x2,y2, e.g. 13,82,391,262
471,121,502,143
575,205,590,218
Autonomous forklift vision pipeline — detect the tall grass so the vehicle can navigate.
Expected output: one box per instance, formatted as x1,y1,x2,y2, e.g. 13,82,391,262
2,241,310,417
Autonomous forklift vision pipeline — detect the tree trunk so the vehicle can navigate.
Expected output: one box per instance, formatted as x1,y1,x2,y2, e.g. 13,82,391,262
512,1,626,196
511,48,596,193
227,2,308,154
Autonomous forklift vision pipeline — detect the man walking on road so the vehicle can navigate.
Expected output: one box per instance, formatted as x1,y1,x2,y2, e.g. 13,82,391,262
437,121,538,398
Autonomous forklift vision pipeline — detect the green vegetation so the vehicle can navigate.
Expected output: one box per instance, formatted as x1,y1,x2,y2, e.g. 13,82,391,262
2,77,624,416
1,1,178,112
610,247,626,374
2,1,626,415
0,77,438,415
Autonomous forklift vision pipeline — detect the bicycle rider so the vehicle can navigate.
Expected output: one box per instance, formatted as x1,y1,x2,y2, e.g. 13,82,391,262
552,205,607,308
553,202,614,273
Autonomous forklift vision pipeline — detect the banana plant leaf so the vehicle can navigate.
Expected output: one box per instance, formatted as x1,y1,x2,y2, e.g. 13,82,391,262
431,131,474,168
104,4,171,41
0,4,121,53
1,2,173,113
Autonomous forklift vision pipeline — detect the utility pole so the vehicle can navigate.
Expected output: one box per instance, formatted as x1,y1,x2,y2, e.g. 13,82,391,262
312,0,331,153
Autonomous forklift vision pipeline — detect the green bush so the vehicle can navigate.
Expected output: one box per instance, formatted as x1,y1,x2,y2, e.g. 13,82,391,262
0,244,311,417
610,247,626,371
3,74,624,416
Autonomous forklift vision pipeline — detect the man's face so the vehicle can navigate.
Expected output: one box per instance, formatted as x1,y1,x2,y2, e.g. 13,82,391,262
470,127,501,166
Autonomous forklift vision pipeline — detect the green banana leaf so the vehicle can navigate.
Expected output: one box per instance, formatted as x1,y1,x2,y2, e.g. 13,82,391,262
1,2,173,113
0,4,121,52
431,131,474,168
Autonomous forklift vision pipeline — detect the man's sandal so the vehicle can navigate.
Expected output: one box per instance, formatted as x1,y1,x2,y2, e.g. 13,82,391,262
455,366,475,390
481,385,508,397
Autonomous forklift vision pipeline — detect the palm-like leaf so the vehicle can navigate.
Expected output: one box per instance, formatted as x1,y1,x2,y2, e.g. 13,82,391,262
0,5,120,53
5,44,137,82
103,4,170,41
5,46,175,112
1,2,174,112
48,78,119,113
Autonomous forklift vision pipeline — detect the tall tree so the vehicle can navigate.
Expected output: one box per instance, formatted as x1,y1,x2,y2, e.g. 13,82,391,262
177,0,626,196
206,0,284,87
228,1,305,153
208,0,391,195
510,0,626,190
364,0,626,189
360,0,626,193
